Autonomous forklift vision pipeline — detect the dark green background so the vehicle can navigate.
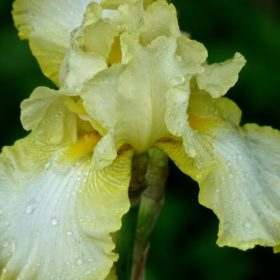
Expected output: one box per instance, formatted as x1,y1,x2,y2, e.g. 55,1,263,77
1,0,280,279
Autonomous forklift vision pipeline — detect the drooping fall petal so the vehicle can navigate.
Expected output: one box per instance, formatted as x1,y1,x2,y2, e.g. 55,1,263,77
158,91,280,251
0,134,132,279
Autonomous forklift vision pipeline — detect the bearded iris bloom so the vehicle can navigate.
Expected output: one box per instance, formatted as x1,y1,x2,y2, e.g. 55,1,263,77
1,0,280,279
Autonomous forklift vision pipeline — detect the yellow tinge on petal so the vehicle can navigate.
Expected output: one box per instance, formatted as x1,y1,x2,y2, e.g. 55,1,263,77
0,132,133,279
65,133,101,162
64,98,87,116
161,87,280,251
107,36,122,65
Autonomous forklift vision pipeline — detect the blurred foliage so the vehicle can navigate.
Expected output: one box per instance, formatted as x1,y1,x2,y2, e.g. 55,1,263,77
0,0,280,279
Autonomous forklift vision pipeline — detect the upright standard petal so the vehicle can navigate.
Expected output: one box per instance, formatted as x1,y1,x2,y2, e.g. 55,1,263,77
159,90,280,251
82,35,187,169
0,134,132,279
13,0,97,84
60,38,107,92
139,0,180,45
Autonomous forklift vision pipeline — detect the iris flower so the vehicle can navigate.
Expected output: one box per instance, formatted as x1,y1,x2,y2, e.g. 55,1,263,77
1,0,280,279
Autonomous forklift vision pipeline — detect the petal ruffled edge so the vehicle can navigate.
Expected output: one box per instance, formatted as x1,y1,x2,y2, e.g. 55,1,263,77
0,133,133,279
13,0,94,84
196,52,246,98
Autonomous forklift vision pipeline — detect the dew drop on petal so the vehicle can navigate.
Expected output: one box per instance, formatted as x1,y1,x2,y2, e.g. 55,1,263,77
51,217,59,227
25,202,36,215
76,258,83,265
244,221,252,229
56,111,63,117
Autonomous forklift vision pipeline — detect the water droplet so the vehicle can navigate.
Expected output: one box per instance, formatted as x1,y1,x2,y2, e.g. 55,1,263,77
3,242,9,248
188,147,196,157
177,121,184,128
244,221,252,229
51,217,59,227
26,203,36,215
76,258,83,265
56,111,63,117
66,231,73,236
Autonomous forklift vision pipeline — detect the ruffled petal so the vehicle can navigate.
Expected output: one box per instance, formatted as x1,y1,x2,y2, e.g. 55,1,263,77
0,134,132,279
159,91,280,251
78,4,119,58
59,2,120,90
60,37,107,91
13,0,96,84
199,124,280,250
176,35,208,74
20,87,78,144
82,35,187,169
196,52,246,98
140,0,180,45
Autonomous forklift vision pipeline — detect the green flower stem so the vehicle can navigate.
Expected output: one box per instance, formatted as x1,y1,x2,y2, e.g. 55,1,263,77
117,153,149,279
131,148,169,280
116,205,139,280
